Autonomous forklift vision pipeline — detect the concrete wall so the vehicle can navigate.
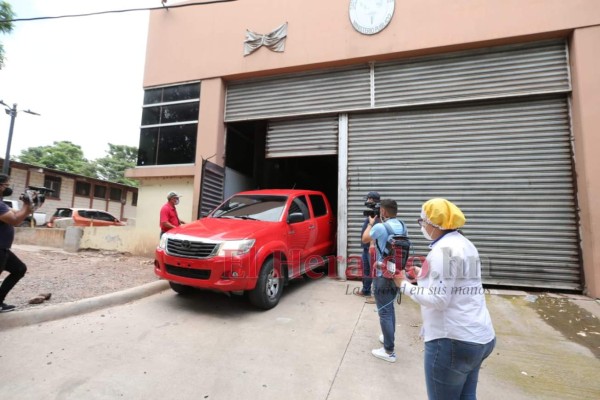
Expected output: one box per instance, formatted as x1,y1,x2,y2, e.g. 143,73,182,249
123,190,137,222
144,0,600,86
79,226,154,256
14,227,65,248
14,227,154,257
569,26,600,298
75,175,196,256
191,77,227,214
124,177,196,254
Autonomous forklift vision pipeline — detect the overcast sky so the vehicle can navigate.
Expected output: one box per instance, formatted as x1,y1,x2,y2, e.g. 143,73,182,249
0,0,165,161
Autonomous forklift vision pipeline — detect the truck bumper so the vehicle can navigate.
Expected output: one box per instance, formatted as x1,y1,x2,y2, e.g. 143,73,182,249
154,249,259,292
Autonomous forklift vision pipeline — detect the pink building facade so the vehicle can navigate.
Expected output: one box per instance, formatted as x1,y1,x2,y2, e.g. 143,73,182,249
127,0,600,298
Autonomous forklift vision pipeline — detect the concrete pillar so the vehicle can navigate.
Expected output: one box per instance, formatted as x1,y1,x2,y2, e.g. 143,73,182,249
570,26,600,298
64,227,84,253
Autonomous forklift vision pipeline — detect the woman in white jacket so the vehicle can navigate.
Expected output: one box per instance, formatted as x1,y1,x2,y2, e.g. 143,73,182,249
399,198,495,400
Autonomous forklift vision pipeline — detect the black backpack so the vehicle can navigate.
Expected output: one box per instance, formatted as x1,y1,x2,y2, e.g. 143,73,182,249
376,221,411,272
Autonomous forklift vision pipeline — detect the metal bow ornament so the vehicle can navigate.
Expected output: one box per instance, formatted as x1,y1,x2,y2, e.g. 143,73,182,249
244,22,288,56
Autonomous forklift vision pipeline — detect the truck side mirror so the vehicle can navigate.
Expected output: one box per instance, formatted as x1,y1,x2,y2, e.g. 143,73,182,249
287,212,305,224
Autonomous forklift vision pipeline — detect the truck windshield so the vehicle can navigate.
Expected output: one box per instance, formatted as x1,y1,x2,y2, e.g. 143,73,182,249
211,195,287,222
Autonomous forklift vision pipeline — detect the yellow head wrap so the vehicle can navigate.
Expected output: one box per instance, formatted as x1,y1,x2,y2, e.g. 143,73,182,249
421,198,466,230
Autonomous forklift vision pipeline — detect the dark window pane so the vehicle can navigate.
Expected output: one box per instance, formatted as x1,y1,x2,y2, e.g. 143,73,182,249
309,194,327,217
78,210,92,218
75,181,90,196
44,176,61,198
162,83,200,102
138,83,201,167
97,212,116,222
137,128,159,166
156,124,197,165
212,195,287,222
144,88,162,104
132,192,138,206
141,106,161,125
94,185,107,199
290,195,309,219
298,195,310,219
55,208,72,217
110,188,122,201
160,102,199,124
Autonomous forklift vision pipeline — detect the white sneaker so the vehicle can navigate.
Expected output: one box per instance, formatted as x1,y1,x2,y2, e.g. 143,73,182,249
379,334,384,344
371,347,396,363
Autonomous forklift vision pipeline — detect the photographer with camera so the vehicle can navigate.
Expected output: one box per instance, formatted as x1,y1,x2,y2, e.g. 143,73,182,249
0,174,33,312
361,198,407,362
355,191,381,303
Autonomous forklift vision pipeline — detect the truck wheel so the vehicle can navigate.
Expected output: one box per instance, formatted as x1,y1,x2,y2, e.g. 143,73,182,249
248,258,282,310
169,281,194,295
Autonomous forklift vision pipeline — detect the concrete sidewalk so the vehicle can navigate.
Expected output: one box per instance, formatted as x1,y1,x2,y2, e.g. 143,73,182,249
0,280,169,331
0,278,599,399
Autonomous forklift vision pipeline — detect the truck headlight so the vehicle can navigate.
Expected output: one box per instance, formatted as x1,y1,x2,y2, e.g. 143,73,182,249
217,239,256,256
158,233,169,250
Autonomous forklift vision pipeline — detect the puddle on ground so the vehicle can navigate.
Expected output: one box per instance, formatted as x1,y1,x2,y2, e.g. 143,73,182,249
526,294,600,358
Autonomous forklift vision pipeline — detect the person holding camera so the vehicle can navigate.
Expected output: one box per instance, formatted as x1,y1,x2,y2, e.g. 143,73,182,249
0,174,33,312
361,198,407,362
397,198,495,399
355,191,380,303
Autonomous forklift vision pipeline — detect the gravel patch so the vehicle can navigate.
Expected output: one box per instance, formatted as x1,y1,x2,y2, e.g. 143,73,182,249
1,245,158,311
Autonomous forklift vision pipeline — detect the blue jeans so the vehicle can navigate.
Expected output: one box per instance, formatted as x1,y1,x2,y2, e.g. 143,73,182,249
360,249,372,295
373,277,398,352
424,337,496,400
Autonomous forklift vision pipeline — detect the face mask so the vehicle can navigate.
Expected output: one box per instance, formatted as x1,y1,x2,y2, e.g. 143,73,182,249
2,187,12,197
421,225,434,241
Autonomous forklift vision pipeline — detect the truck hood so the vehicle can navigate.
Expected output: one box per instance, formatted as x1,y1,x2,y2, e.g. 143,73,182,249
166,217,276,241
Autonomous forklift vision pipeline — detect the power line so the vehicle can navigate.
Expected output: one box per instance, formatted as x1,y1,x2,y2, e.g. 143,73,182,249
0,0,238,23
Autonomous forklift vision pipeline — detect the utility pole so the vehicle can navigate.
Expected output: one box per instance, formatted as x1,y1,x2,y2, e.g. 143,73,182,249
0,100,40,175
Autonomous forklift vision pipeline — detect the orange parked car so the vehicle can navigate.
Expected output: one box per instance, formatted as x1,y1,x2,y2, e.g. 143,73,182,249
47,208,126,228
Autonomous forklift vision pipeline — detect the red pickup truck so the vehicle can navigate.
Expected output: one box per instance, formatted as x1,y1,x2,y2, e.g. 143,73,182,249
155,189,336,309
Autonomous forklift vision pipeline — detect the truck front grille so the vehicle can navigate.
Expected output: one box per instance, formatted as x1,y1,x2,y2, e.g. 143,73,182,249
166,238,218,259
166,264,211,280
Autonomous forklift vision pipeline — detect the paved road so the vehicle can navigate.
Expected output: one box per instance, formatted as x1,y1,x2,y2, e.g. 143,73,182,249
0,277,599,400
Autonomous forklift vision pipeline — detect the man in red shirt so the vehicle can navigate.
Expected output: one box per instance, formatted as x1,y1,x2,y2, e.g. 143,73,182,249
160,191,185,237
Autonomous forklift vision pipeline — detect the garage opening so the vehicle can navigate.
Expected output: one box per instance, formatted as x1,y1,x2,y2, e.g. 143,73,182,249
225,120,338,214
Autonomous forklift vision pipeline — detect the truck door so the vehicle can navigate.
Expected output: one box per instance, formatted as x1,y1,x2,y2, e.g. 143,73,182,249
308,194,334,258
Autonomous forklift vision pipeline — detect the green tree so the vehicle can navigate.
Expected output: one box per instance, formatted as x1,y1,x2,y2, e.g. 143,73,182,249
96,144,139,186
17,141,98,178
0,1,14,69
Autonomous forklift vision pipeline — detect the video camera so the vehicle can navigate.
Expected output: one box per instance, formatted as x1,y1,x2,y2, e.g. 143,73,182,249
362,201,381,218
19,185,54,211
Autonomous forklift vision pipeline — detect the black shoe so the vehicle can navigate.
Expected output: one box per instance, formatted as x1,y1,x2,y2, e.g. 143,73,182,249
0,303,16,313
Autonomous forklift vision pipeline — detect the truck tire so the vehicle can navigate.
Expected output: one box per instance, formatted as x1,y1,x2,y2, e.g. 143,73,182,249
248,258,283,310
169,281,194,295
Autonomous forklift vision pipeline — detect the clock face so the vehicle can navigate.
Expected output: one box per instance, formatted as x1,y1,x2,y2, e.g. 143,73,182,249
349,0,395,35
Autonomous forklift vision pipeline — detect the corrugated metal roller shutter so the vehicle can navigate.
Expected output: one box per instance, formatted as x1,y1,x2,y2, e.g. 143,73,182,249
266,116,338,158
199,161,225,217
347,97,580,290
225,65,371,121
375,40,570,107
